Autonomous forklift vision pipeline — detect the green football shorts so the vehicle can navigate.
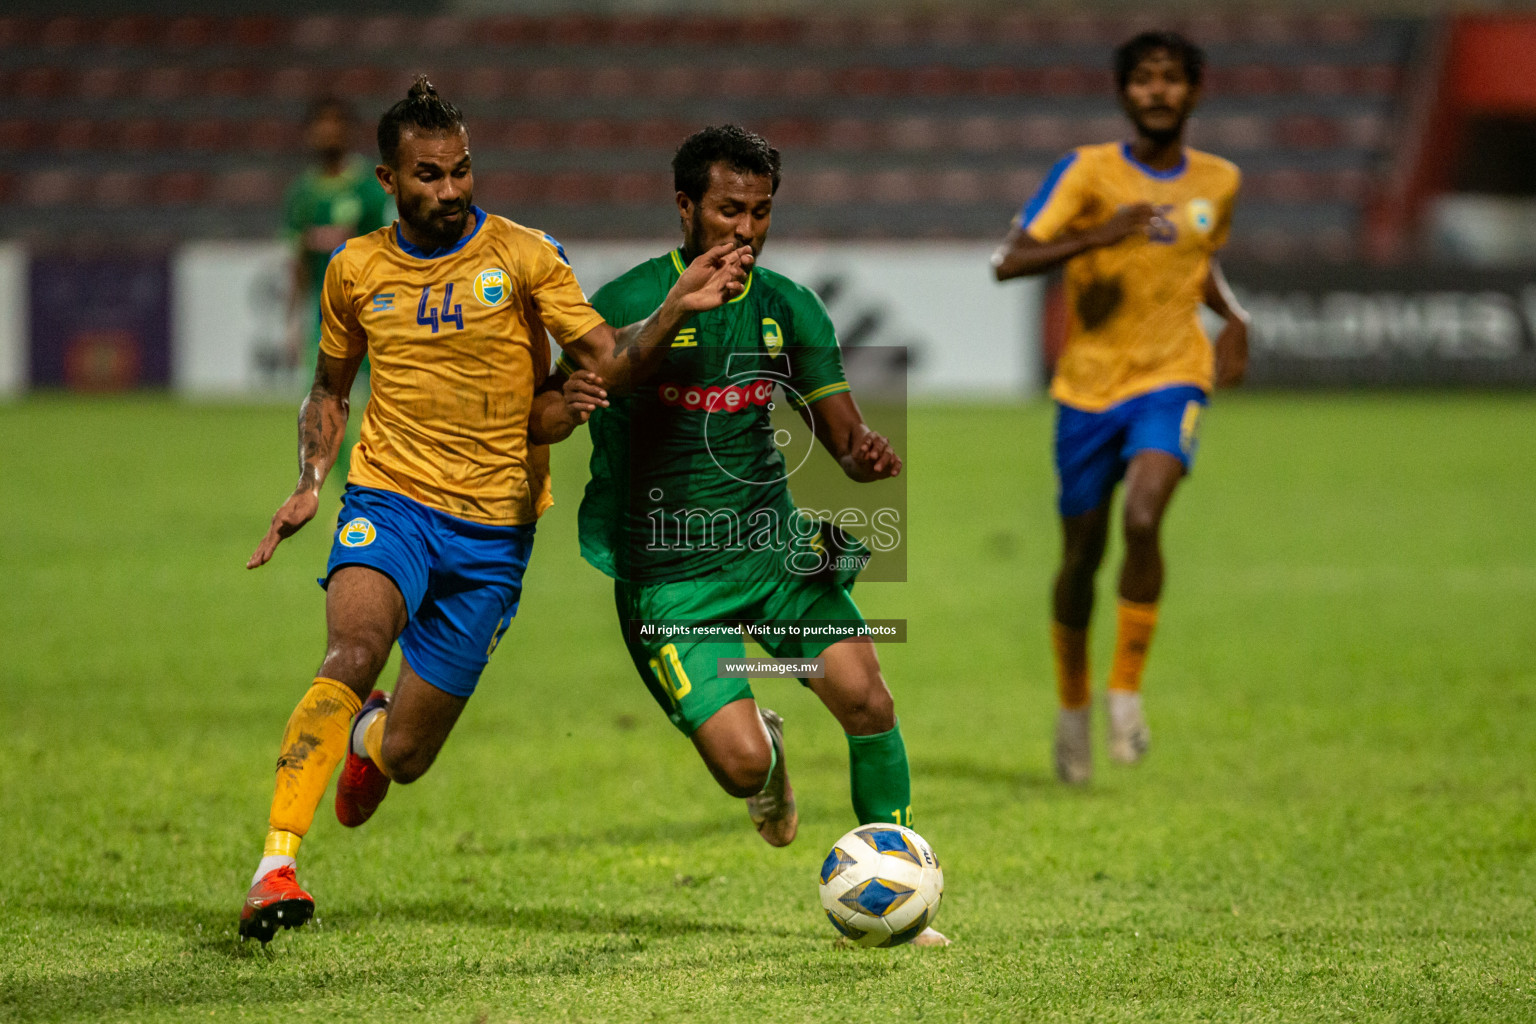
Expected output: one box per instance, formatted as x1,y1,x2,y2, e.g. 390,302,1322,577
614,576,865,735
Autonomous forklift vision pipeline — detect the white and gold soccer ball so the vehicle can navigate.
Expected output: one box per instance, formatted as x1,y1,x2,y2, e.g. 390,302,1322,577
818,824,943,947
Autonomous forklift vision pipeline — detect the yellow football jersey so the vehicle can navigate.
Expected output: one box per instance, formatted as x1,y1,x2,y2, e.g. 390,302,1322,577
1020,142,1240,411
320,208,606,525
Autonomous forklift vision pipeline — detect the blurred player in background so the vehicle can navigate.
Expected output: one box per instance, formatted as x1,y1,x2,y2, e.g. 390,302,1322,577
992,32,1250,784
565,125,945,947
283,97,395,480
238,79,751,944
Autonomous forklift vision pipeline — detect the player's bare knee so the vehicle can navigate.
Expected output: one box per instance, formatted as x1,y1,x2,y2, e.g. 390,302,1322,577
837,679,895,735
379,733,435,785
318,639,388,696
714,747,771,797
1122,505,1162,548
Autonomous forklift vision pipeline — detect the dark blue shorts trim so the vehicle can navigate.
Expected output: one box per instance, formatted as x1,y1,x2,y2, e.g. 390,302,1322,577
1054,385,1208,517
321,485,535,697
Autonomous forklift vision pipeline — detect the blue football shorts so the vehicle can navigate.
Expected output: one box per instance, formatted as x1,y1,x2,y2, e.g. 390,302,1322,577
1054,385,1208,517
321,485,535,698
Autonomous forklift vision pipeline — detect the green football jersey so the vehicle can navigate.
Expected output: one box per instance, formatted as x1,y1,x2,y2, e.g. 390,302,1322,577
572,249,851,583
284,155,395,329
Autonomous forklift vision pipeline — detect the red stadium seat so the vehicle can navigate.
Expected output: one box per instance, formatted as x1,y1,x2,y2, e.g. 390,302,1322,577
291,16,345,50
870,169,922,204
1275,115,1344,149
0,119,44,153
755,118,821,150
39,17,93,47
356,16,410,50
77,67,129,101
1296,64,1353,96
230,17,283,48
887,117,944,152
100,16,156,47
16,67,70,101
631,118,693,150
179,119,233,153
564,118,624,150
207,67,263,99
268,68,315,100
0,18,28,48
210,169,277,206
247,118,301,153
782,68,834,99
953,116,1011,153
936,169,986,204
53,118,102,153
799,170,857,205
22,169,85,207
587,66,642,99
610,172,669,205
718,67,777,98
93,171,150,208
163,17,217,49
157,170,211,206
117,118,169,152
140,67,201,102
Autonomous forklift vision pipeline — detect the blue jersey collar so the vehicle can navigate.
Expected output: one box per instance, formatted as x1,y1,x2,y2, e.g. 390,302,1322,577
1121,142,1187,180
395,206,485,259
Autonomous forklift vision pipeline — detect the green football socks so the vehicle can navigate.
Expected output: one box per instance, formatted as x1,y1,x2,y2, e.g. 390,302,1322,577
847,721,912,827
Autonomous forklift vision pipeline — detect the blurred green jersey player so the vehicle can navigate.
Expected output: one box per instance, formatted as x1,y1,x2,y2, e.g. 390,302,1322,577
283,97,394,480
565,125,946,947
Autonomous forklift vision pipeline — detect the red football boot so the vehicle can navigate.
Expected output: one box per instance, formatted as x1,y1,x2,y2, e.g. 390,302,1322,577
335,689,391,827
238,865,314,943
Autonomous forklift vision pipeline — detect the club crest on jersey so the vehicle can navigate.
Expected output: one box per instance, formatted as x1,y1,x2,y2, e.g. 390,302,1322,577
762,317,784,357
339,517,377,548
1187,199,1215,235
474,268,509,308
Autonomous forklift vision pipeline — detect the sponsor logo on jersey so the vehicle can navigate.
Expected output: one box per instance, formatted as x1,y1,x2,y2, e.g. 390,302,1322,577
474,268,509,307
1187,199,1215,235
371,292,395,313
339,517,377,548
657,380,776,413
762,317,783,357
672,327,698,348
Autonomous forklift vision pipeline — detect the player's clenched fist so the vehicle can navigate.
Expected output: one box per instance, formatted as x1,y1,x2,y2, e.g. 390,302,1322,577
672,241,755,311
843,429,903,482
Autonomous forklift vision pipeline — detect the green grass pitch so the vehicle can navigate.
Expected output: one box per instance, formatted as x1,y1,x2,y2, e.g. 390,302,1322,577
2,393,1534,1023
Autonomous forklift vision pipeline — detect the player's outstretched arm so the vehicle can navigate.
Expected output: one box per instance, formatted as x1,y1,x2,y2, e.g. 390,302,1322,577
1204,259,1251,388
991,204,1159,281
528,370,609,445
797,391,902,483
247,351,362,569
561,242,753,394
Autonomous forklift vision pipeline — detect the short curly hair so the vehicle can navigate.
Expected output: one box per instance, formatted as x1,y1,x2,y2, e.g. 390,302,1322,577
1114,31,1205,93
672,125,781,202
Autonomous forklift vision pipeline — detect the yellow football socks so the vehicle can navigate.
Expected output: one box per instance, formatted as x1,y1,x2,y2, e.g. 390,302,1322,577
361,708,388,771
1108,600,1159,693
264,827,301,859
268,677,362,837
1051,621,1091,710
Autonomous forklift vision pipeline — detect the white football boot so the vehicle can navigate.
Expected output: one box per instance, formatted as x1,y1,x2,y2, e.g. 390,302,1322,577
1107,690,1150,764
911,926,951,947
1054,706,1093,784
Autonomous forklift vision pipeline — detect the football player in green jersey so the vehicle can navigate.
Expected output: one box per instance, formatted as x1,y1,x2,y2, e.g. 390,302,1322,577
282,97,394,481
560,125,946,947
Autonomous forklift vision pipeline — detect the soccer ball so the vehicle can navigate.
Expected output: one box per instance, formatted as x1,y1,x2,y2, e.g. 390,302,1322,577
818,824,943,947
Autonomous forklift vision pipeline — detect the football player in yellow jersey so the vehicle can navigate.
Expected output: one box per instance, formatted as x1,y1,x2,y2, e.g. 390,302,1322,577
992,32,1251,784
236,78,751,943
